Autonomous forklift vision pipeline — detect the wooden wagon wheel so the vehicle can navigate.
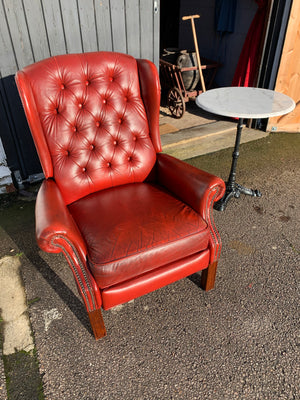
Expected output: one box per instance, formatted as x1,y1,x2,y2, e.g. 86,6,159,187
167,88,186,118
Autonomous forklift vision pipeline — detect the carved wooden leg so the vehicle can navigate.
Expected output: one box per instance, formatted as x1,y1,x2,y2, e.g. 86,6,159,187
88,309,107,340
201,261,218,291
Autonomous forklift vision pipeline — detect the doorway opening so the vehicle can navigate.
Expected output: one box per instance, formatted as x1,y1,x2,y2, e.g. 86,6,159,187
158,0,278,132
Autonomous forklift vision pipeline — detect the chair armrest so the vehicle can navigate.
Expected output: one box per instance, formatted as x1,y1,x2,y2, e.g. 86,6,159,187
36,179,102,310
36,179,87,257
155,153,225,220
156,154,225,264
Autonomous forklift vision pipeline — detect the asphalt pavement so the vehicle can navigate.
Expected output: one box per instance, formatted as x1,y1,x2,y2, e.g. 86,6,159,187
0,132,299,400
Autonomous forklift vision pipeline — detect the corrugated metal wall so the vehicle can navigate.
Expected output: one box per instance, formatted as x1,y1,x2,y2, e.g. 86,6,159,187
0,0,160,187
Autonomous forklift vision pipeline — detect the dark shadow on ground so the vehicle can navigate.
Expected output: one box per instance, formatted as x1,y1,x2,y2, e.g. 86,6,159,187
0,194,93,338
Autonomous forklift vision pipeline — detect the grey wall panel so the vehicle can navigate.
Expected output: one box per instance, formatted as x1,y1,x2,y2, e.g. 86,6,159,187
110,0,127,53
0,0,159,76
3,0,34,69
125,0,140,58
94,0,113,52
60,0,83,53
140,0,153,60
77,0,98,52
42,0,67,56
23,0,50,62
153,0,160,66
0,2,18,75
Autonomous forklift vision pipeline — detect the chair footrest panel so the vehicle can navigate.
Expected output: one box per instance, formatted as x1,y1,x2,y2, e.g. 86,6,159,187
101,249,210,310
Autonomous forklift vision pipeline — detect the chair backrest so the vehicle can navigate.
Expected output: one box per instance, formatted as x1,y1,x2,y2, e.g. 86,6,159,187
16,52,160,204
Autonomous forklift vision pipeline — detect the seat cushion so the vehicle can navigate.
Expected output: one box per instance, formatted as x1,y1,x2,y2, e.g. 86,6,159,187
68,183,209,289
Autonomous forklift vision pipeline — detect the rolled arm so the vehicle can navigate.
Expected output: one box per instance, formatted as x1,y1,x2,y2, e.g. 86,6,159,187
155,153,225,219
155,153,225,264
36,179,102,310
36,179,87,256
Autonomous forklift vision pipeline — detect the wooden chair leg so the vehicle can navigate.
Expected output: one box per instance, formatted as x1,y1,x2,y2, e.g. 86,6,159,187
88,309,107,340
201,261,218,291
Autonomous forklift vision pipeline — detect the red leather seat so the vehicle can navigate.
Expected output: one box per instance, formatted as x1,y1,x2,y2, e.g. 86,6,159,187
69,182,209,289
15,52,225,339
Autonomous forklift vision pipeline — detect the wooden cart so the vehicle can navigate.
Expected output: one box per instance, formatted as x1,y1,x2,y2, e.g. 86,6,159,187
160,56,221,118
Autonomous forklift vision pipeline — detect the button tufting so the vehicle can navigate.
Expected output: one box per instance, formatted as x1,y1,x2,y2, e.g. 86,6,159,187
18,52,159,206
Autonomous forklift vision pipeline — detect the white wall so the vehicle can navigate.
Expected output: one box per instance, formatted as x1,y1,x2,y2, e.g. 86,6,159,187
178,0,257,86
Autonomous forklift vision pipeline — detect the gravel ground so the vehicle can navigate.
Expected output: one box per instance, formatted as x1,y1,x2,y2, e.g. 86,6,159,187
0,132,299,400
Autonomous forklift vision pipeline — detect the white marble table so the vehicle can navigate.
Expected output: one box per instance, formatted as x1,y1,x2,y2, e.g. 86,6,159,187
196,87,295,211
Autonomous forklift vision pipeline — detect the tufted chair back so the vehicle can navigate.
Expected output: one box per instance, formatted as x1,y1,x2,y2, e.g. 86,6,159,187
16,52,160,204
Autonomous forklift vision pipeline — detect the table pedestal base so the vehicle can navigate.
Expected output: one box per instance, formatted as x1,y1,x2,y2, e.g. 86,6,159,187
213,117,262,212
214,183,262,211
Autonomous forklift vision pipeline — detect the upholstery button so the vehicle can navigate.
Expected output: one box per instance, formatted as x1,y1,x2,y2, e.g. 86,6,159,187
118,118,122,124
82,167,86,172
73,126,77,132
89,144,94,150
85,80,90,86
54,108,58,114
128,156,132,162
60,84,65,90
133,136,137,141
109,76,113,82
96,121,100,127
113,140,117,146
106,162,111,167
78,103,83,108
103,99,107,104
124,96,128,102
65,150,69,156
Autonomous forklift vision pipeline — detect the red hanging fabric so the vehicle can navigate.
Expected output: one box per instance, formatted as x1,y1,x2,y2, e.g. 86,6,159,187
232,0,268,87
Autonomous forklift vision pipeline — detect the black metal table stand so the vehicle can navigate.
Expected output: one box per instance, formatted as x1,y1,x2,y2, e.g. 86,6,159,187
214,118,262,212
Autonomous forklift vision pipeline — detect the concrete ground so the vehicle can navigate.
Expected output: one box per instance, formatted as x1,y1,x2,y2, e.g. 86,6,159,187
0,130,299,400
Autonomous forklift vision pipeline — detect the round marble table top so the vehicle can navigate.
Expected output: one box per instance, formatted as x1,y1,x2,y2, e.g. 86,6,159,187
196,87,295,119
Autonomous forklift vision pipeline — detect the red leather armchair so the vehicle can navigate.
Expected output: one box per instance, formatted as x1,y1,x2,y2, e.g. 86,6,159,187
15,52,225,339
